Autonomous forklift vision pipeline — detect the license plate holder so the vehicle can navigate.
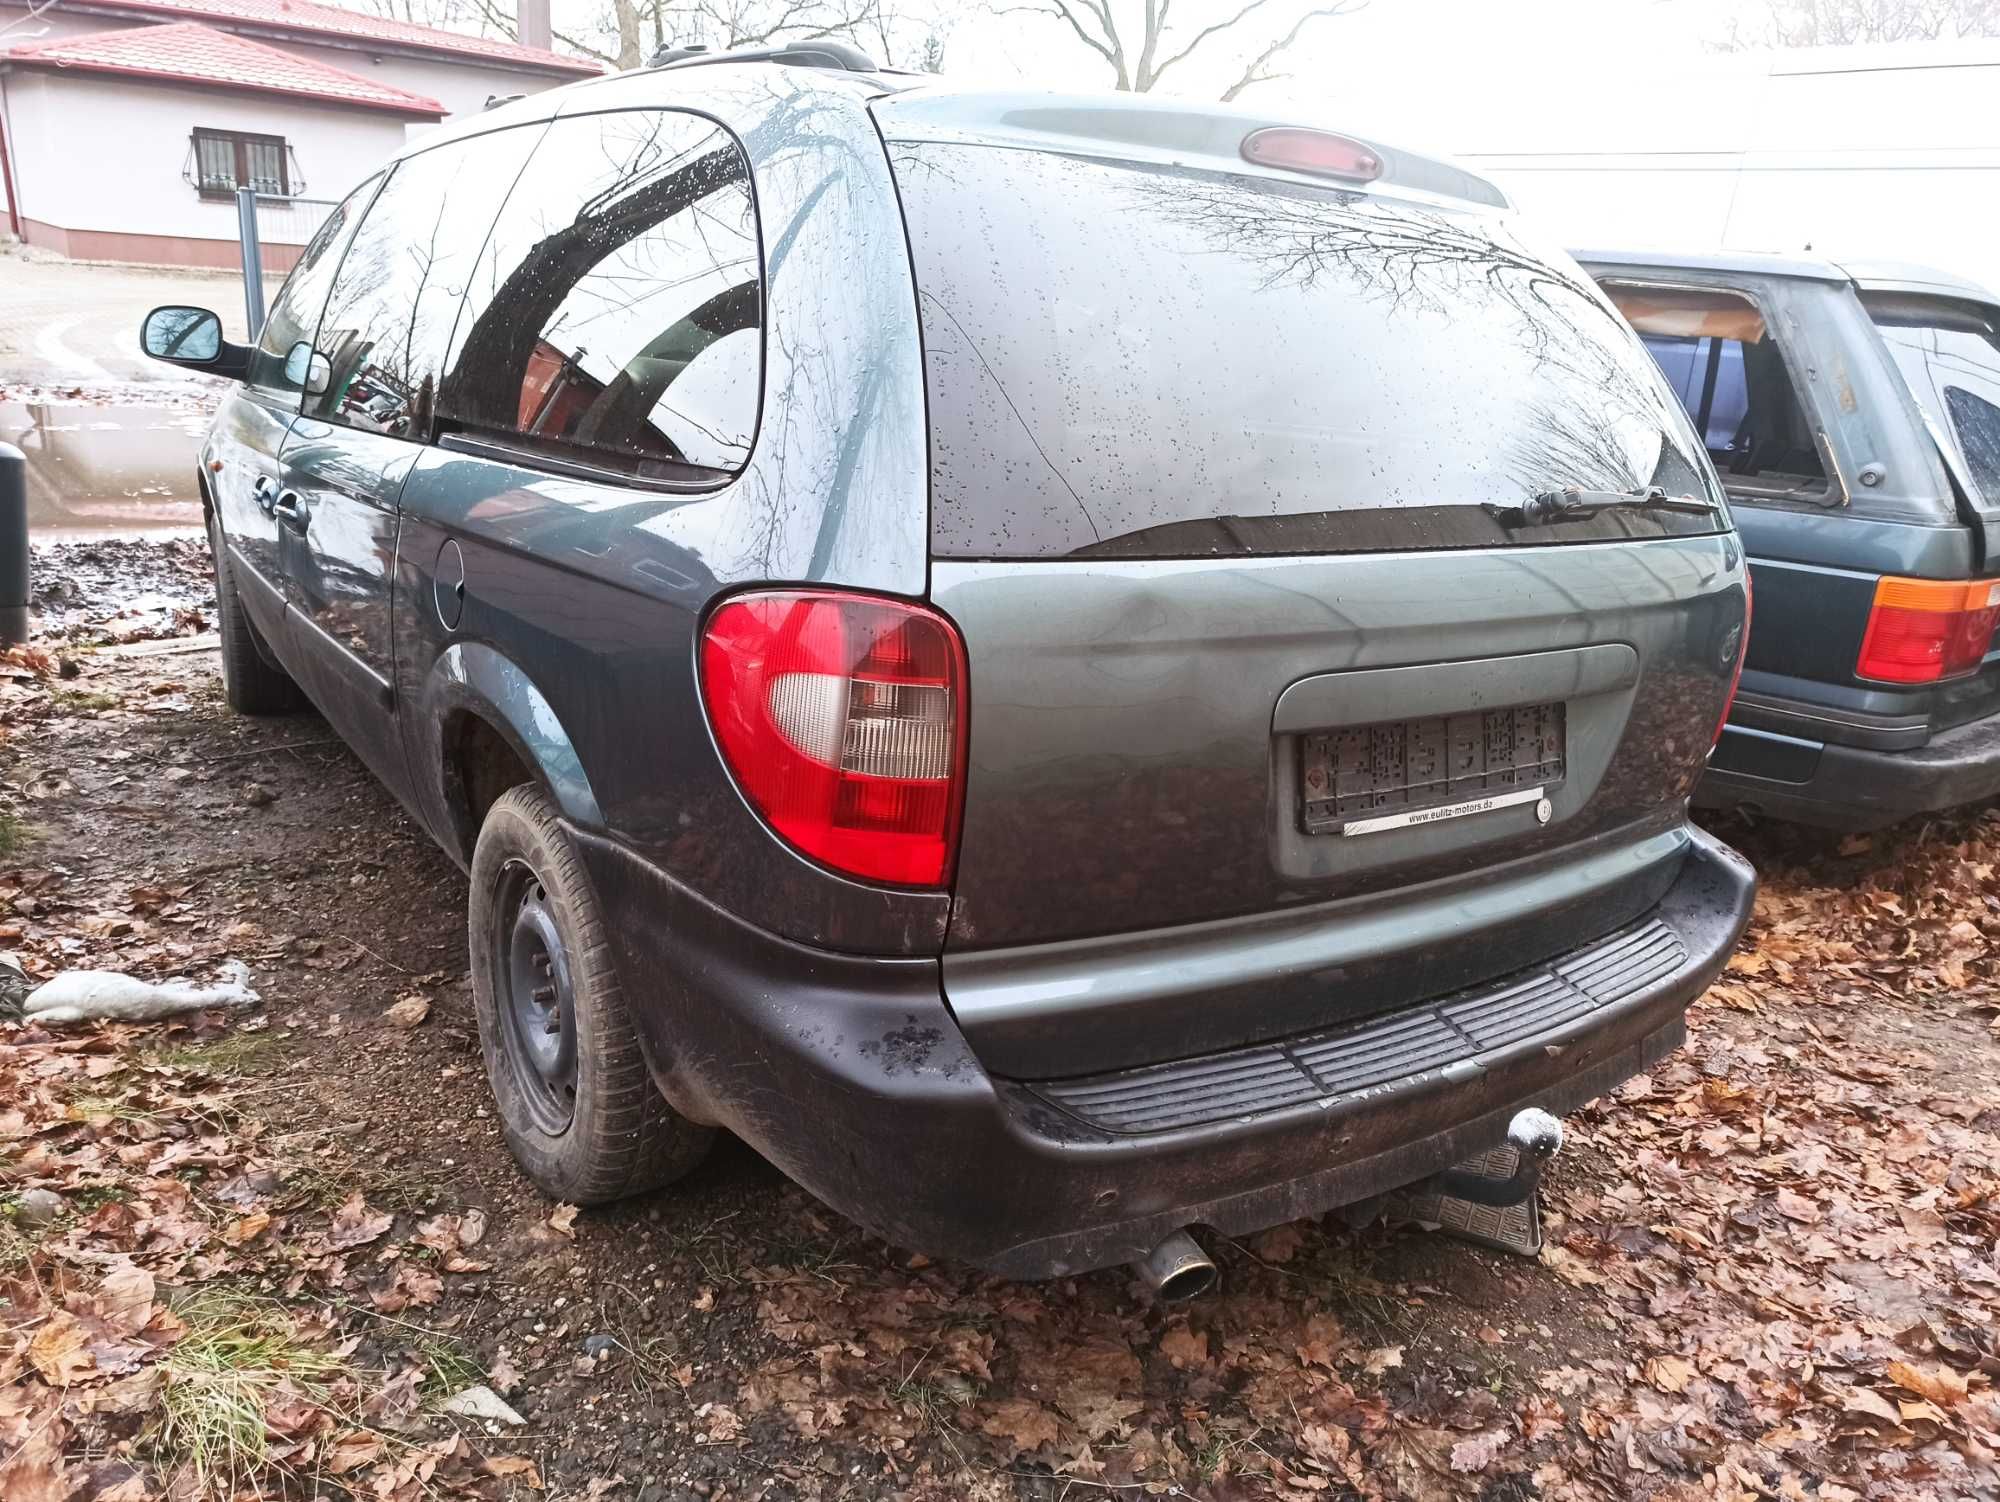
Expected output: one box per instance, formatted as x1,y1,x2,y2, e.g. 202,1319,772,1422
1299,704,1566,837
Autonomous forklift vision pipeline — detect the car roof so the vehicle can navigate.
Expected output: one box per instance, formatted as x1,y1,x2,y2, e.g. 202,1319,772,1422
408,57,1509,213
870,84,1510,210
1576,246,2000,307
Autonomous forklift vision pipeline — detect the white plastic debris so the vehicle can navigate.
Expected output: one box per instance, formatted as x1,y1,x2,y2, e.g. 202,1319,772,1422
21,959,260,1026
440,1385,526,1426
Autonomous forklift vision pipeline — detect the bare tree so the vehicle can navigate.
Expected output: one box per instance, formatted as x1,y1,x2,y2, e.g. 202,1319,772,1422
351,0,950,70
559,0,942,69
1000,0,1363,99
1715,0,2000,48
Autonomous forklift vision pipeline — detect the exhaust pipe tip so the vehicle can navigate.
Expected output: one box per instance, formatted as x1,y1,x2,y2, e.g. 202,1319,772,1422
1134,1229,1217,1301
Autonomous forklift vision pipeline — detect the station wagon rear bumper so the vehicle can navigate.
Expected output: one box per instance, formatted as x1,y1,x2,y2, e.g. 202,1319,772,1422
1703,709,2000,830
574,823,1754,1280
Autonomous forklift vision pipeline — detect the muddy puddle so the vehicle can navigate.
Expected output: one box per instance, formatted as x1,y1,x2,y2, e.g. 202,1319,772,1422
2,401,209,534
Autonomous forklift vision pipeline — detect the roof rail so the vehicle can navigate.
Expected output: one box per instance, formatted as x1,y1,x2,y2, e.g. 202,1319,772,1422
646,38,881,72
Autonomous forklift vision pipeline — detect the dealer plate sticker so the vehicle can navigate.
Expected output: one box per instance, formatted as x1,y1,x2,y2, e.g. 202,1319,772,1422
1339,784,1549,838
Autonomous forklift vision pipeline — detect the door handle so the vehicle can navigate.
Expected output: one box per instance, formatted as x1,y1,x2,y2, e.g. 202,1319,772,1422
272,491,309,534
251,474,277,514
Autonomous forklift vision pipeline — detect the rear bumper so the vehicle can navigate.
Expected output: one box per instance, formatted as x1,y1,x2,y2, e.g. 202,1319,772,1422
576,824,1755,1279
1702,709,2000,830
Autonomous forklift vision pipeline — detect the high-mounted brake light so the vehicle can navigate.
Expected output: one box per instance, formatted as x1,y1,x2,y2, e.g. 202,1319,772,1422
700,590,968,888
1855,576,2000,685
1241,126,1382,183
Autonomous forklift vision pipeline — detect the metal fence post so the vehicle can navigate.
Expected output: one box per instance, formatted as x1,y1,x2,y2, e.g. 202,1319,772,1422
236,186,266,337
0,443,28,646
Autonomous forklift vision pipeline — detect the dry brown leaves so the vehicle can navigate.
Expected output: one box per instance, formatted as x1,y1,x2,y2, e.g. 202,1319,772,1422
0,1025,531,1499
1527,814,2000,1497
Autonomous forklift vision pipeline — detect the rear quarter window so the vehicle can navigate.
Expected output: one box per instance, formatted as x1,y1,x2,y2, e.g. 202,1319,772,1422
1866,294,2000,512
890,142,1717,559
434,109,762,483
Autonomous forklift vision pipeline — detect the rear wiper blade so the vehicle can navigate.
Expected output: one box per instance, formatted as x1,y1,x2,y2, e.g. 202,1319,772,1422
1486,485,1717,528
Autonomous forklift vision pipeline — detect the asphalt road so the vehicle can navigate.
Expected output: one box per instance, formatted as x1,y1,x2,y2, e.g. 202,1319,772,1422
0,243,250,385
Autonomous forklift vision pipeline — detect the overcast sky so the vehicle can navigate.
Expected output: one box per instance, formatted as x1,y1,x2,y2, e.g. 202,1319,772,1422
922,0,1744,153
533,0,1998,279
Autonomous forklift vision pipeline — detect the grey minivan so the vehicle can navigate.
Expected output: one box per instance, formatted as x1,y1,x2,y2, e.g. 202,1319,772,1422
141,48,1754,1289
1584,251,2000,830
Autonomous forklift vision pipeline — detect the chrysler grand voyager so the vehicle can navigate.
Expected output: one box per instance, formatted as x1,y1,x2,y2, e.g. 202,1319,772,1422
141,46,1756,1286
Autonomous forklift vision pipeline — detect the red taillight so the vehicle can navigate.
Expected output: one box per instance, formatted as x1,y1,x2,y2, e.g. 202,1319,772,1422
1855,576,2000,685
1240,127,1382,183
1712,574,1752,749
699,590,967,888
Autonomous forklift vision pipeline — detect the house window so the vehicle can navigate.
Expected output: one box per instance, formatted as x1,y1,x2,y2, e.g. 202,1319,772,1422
191,129,290,198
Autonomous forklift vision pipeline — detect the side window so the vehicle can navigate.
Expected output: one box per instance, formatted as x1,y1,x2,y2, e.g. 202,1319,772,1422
1641,335,1751,451
1609,284,1825,491
1868,299,2000,511
1946,386,2000,504
246,174,379,401
436,109,761,481
307,126,543,439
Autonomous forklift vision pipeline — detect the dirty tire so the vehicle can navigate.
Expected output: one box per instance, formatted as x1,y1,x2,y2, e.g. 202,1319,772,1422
208,510,303,715
470,785,712,1204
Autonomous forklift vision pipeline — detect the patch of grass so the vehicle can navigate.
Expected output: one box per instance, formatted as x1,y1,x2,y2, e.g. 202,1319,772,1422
62,1079,237,1134
659,1215,748,1288
891,1374,976,1437
146,1031,281,1076
273,1161,353,1215
50,688,121,713
413,1333,484,1398
62,1091,159,1124
0,809,26,858
1297,1243,1411,1337
1194,1431,1239,1483
0,1217,34,1271
69,1182,131,1213
152,1289,354,1496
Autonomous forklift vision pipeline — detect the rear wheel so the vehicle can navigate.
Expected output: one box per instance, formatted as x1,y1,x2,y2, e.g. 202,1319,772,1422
208,509,302,715
469,785,712,1203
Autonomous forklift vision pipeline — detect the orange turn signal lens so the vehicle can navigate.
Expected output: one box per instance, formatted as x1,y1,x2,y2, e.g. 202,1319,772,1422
1856,576,2000,684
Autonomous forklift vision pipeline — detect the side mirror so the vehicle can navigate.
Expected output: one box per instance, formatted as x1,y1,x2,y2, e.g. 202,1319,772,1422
142,306,221,361
284,342,331,396
139,304,250,380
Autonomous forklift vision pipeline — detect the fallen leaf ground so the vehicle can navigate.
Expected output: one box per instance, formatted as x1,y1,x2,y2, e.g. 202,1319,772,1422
1,540,1995,1501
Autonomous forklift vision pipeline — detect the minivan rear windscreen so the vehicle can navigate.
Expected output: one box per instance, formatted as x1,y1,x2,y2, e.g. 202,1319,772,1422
888,142,1724,559
1865,293,2000,517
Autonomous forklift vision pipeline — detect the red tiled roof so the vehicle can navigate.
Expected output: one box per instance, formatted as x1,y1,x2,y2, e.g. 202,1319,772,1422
30,0,599,75
7,22,448,115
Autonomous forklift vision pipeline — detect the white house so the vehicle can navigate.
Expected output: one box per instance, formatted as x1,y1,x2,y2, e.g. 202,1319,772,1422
0,0,594,269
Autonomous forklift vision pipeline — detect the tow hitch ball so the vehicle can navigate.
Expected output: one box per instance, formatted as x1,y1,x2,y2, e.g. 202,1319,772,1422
1428,1108,1565,1207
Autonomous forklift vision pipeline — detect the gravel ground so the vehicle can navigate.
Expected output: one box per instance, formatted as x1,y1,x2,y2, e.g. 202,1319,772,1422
1,538,1996,1501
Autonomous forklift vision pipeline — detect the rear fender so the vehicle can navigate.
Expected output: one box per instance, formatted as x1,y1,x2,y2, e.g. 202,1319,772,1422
420,642,604,866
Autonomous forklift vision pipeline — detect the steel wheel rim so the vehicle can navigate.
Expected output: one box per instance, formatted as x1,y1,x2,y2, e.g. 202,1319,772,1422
494,857,577,1134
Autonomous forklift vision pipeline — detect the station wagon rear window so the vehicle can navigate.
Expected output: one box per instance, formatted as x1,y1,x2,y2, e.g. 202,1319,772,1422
1866,294,2000,512
890,142,1721,559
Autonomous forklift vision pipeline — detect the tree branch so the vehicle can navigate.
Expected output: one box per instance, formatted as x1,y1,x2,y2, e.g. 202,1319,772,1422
1219,1,1358,100
1147,0,1285,82
995,0,1120,69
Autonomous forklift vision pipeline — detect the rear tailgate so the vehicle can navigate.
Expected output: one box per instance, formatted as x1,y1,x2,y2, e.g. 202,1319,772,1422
879,100,1747,1073
1864,290,2000,725
931,543,1741,1071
